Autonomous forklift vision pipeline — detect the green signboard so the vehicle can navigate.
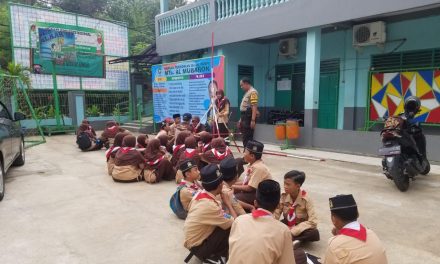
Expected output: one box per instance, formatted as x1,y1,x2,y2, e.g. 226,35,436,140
30,22,105,78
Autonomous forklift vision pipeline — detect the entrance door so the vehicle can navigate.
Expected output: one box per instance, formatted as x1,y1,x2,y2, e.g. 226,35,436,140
275,64,292,109
291,63,306,113
318,72,339,129
237,65,254,106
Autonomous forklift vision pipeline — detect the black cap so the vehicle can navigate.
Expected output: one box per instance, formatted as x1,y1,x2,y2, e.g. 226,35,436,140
173,114,181,119
183,113,192,122
220,158,237,181
200,164,223,185
245,140,264,154
329,194,357,211
179,159,197,173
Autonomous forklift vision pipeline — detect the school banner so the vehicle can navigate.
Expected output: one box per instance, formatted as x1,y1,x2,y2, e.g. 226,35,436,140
152,56,225,123
30,22,105,78
370,70,440,123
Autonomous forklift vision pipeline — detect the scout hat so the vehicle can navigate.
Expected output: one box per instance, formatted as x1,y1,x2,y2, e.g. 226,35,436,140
200,164,223,186
173,113,181,119
329,194,357,211
183,113,192,122
220,158,237,181
245,140,264,154
179,159,197,173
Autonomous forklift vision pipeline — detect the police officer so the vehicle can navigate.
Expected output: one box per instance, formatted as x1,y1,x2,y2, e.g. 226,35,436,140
238,77,259,148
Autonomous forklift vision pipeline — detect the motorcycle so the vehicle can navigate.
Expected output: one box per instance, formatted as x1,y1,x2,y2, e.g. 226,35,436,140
379,115,430,192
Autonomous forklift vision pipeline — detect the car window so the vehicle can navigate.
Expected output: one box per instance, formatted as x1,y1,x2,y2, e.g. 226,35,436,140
0,103,11,120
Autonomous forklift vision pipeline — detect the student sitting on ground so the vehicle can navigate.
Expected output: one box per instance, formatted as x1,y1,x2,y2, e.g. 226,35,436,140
144,139,176,183
178,136,202,168
233,140,272,205
323,194,388,264
169,113,181,141
136,134,148,155
201,137,233,165
76,122,101,151
191,116,206,133
274,170,320,246
106,132,130,175
183,164,235,264
157,134,172,159
100,121,126,148
198,131,213,153
174,113,193,143
171,131,191,169
112,135,145,182
228,180,297,264
178,159,203,212
156,118,172,139
220,158,247,217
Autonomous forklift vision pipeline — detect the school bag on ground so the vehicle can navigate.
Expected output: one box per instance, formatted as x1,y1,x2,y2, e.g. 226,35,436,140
77,132,92,150
170,186,187,219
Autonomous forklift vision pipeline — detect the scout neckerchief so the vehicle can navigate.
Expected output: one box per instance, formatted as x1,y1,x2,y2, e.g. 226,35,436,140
146,154,164,166
184,148,197,158
119,147,136,154
243,167,253,185
202,143,211,152
105,146,118,159
211,147,231,161
195,191,232,219
287,190,307,227
173,144,185,156
252,208,273,218
179,179,201,194
339,221,367,242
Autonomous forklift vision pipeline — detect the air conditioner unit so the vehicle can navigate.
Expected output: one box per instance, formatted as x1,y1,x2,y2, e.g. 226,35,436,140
353,21,386,46
278,38,297,56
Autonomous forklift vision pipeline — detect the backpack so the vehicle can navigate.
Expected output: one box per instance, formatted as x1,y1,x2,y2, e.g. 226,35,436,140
77,132,92,150
170,186,187,219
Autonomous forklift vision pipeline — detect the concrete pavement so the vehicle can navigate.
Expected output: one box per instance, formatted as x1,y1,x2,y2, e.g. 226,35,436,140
0,135,439,264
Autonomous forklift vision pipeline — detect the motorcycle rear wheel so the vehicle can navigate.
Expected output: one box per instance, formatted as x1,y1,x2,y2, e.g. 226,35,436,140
390,158,410,192
420,159,430,175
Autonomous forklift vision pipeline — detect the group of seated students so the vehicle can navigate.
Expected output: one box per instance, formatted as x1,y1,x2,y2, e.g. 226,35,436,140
77,116,388,264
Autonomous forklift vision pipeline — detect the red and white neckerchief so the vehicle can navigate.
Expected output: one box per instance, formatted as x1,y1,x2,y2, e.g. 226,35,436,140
173,144,185,156
106,146,121,159
108,125,117,132
195,190,216,202
211,147,232,161
252,208,273,218
243,167,253,185
339,221,367,242
146,155,164,166
179,180,201,194
287,190,307,227
202,143,211,152
119,147,135,154
184,148,197,158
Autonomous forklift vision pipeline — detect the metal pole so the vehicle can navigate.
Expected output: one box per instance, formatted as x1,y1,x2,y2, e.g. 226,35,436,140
52,60,61,127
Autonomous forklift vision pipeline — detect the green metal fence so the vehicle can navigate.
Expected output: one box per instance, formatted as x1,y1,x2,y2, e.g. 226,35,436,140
0,74,46,148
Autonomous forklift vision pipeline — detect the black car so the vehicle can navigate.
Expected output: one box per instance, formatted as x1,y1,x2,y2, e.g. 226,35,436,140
0,100,26,201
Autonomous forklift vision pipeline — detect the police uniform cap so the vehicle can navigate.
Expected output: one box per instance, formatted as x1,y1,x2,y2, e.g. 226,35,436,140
179,159,197,173
329,194,357,211
220,158,237,181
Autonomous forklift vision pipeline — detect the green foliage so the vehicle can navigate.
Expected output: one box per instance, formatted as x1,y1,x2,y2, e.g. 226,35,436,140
86,104,101,117
112,105,121,117
52,0,108,16
34,105,55,119
0,62,32,87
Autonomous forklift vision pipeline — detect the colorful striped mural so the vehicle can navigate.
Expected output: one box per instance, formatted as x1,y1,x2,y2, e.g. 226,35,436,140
370,70,440,123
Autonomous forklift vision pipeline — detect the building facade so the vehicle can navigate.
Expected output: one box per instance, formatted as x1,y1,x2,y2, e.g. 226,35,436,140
155,0,440,161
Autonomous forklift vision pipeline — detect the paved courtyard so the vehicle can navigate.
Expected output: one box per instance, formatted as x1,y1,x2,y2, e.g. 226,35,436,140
0,135,439,264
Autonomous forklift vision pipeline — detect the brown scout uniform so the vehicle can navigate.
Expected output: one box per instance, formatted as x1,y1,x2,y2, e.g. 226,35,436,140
222,182,246,216
112,147,145,182
228,209,296,264
244,159,272,189
273,190,318,237
323,222,388,264
183,191,234,249
179,180,202,212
